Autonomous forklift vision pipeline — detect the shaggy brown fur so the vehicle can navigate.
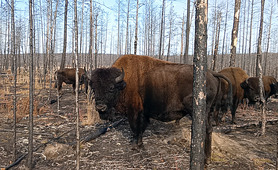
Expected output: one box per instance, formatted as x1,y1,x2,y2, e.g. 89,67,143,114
219,67,249,123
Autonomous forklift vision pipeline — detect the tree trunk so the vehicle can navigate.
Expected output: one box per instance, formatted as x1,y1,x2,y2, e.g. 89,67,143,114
95,13,98,68
263,4,273,75
257,0,266,136
73,0,80,169
190,0,208,169
60,0,68,69
28,0,34,168
183,0,190,64
125,0,130,54
11,0,17,162
158,0,165,60
212,11,221,71
134,0,139,55
221,1,229,69
117,0,121,57
180,13,185,63
230,0,241,67
248,0,254,75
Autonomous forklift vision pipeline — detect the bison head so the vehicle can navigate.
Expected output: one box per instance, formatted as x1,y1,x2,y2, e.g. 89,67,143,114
89,67,126,120
240,78,261,104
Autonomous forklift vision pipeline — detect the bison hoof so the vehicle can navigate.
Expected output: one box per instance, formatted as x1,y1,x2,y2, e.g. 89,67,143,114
131,141,143,150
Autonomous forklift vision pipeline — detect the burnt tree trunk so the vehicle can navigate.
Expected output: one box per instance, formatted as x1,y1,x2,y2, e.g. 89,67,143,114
28,0,34,168
190,0,208,169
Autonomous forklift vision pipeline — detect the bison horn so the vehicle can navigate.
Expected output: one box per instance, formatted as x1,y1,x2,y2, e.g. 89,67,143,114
115,68,125,83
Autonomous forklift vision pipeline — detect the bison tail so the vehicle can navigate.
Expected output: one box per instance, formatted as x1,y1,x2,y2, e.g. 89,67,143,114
213,73,233,112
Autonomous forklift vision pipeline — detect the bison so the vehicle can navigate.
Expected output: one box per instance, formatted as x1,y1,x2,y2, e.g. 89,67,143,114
88,55,232,163
55,68,88,95
240,76,278,104
218,67,249,124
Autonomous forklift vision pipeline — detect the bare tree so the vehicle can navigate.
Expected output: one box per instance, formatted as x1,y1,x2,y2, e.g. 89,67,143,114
212,11,221,71
180,13,185,63
60,0,68,69
11,0,17,162
256,0,266,135
134,0,139,55
263,4,273,75
166,3,174,61
158,0,165,59
73,0,80,169
221,1,229,69
117,0,121,57
230,0,241,67
125,0,130,54
28,0,34,168
191,0,208,169
248,0,254,75
183,0,191,64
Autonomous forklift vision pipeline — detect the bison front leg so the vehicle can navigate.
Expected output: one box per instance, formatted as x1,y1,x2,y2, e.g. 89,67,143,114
128,110,149,149
57,80,63,95
72,83,76,94
204,113,213,164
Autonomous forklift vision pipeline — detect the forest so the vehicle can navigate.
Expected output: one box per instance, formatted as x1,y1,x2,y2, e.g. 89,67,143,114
1,0,278,169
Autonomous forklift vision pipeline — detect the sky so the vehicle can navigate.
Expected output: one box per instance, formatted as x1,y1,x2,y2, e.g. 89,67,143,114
3,0,278,55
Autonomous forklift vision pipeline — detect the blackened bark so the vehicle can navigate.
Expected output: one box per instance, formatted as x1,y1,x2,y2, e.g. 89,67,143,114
190,0,208,169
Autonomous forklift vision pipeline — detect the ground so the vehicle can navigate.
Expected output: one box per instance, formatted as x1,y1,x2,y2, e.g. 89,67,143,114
1,78,278,169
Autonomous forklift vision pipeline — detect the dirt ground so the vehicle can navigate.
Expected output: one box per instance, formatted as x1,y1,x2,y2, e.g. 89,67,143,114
1,83,278,169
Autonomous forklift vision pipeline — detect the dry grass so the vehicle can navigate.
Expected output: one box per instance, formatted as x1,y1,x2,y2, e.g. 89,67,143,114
0,68,51,122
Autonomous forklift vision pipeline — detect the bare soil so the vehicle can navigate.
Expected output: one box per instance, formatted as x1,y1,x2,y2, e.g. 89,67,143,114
1,83,278,169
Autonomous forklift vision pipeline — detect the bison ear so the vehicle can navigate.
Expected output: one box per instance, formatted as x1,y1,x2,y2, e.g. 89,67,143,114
240,80,248,89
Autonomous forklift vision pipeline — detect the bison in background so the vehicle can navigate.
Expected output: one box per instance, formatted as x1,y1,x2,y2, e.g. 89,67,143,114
240,76,278,104
88,54,232,164
55,68,88,95
218,67,249,124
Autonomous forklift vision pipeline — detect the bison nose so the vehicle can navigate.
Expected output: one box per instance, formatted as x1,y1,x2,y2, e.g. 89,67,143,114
96,104,108,112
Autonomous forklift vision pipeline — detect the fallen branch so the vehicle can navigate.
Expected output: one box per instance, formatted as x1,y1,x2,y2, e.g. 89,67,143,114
5,128,75,170
81,118,126,144
213,118,278,133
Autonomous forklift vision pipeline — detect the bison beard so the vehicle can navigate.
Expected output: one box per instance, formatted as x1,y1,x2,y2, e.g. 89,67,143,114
88,54,232,164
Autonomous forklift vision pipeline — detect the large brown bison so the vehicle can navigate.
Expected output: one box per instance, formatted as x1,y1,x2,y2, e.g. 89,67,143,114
88,55,232,163
218,67,249,124
55,68,88,95
240,76,278,103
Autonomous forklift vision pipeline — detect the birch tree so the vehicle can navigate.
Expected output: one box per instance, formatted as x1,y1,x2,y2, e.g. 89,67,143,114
256,0,266,135
74,0,80,169
134,0,139,55
230,0,241,67
60,0,68,69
